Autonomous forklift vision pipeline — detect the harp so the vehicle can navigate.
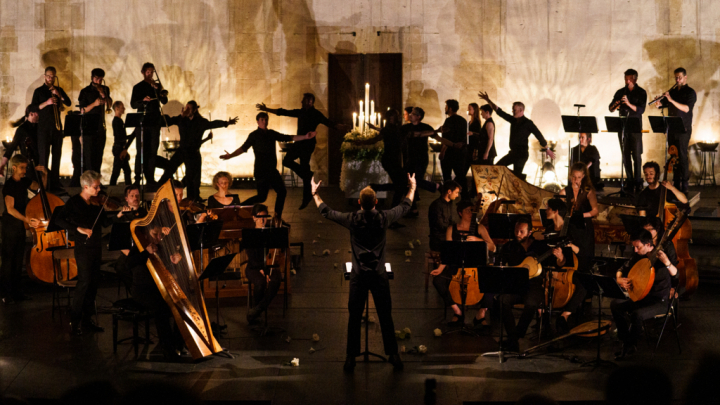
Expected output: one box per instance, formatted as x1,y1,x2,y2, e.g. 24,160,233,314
130,180,222,358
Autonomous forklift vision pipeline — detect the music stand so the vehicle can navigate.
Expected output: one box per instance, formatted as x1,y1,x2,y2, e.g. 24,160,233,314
619,214,649,241
648,116,686,171
344,262,394,363
440,241,487,337
187,220,226,333
477,266,530,363
562,116,599,135
125,112,154,202
574,272,627,367
108,222,135,251
241,226,289,336
196,253,238,358
605,116,642,198
487,213,531,240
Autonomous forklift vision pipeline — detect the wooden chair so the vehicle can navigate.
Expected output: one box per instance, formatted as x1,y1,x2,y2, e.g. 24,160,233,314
50,247,77,320
643,292,682,357
425,251,441,291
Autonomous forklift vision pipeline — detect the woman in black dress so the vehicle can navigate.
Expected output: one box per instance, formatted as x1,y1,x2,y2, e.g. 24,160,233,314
207,171,241,208
559,162,598,273
468,104,496,166
570,132,602,190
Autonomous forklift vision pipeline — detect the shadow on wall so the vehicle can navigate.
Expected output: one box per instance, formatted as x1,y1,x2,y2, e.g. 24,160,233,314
405,80,442,125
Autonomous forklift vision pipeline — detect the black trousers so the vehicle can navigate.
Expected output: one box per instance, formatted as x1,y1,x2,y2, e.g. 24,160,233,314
432,265,494,309
240,170,287,215
497,279,544,342
158,148,203,200
70,136,81,186
37,128,64,188
611,297,667,346
669,129,691,190
496,149,529,180
381,158,408,208
88,128,107,174
110,145,132,186
440,149,468,184
1,217,26,299
347,271,398,357
282,141,315,180
71,244,102,324
619,132,643,186
245,267,282,310
406,156,437,207
134,126,160,184
132,281,178,351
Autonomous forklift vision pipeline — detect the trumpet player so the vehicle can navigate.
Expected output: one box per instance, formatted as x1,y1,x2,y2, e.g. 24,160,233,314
609,69,647,193
31,66,70,192
653,67,696,194
130,62,168,186
78,68,112,174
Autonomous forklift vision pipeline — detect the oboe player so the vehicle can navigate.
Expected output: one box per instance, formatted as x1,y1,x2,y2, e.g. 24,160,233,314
609,69,647,193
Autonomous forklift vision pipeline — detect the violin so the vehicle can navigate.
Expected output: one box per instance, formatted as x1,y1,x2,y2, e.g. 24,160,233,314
179,199,218,221
89,194,124,211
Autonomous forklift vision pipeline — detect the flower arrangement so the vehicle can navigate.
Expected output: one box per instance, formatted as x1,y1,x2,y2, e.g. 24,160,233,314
340,128,384,162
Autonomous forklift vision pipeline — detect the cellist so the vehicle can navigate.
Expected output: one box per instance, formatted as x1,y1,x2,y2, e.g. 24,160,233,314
430,200,495,328
1,155,46,304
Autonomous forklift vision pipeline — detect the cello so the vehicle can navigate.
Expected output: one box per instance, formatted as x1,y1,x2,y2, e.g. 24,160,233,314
448,197,485,306
660,146,698,297
23,138,77,284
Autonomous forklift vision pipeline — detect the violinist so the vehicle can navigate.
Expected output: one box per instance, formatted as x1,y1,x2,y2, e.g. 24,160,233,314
611,228,677,360
113,185,147,294
495,217,564,353
535,198,585,334
206,171,241,208
55,171,124,336
172,180,208,224
1,155,46,304
245,204,283,324
636,161,687,218
78,68,112,173
0,105,40,178
430,200,495,328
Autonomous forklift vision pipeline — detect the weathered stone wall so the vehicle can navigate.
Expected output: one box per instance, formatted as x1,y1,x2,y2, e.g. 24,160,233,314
1,0,718,184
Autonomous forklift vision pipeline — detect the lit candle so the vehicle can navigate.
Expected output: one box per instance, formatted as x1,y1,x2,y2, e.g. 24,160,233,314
383,119,386,128
364,83,370,127
165,136,169,142
466,111,470,144
353,112,357,129
370,100,375,123
359,101,364,119
359,113,364,131
376,113,380,126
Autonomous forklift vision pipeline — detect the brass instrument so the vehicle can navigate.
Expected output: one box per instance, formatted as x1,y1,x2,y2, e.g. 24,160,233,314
48,77,62,131
648,83,678,106
98,79,113,114
151,68,170,130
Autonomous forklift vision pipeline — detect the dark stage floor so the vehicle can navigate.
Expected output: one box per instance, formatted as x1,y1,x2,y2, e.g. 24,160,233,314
0,184,718,404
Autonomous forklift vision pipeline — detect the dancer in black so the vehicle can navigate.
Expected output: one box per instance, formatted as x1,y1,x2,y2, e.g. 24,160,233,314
653,67,697,193
0,105,41,176
56,171,118,336
478,92,554,180
312,174,416,372
468,104,496,166
256,93,346,209
109,101,135,186
570,133,602,190
130,62,168,185
612,229,677,360
402,107,439,216
220,112,315,219
244,204,283,323
609,69,647,192
78,68,112,174
31,66,70,191
1,155,46,304
158,101,238,200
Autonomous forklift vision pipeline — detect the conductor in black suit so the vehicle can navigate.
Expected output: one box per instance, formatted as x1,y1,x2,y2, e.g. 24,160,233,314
312,173,417,372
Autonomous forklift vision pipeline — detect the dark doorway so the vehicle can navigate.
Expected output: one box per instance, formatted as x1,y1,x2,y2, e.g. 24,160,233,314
327,53,403,185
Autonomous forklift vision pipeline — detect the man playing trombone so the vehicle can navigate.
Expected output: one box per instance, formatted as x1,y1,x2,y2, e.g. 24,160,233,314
130,62,169,186
31,66,70,192
78,68,112,174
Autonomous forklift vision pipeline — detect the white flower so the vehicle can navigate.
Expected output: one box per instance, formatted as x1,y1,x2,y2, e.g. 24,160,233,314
334,249,339,254
408,242,415,249
418,345,427,354
322,249,330,256
403,327,412,335
312,333,320,342
290,358,300,367
400,345,406,353
433,328,442,337
415,239,421,245
405,250,412,257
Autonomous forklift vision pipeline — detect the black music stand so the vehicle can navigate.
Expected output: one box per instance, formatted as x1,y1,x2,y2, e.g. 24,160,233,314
197,253,238,358
605,116,642,198
619,214,649,240
65,113,101,180
562,115,599,136
108,222,134,252
440,241,487,337
574,273,627,367
478,266,530,363
187,221,226,333
241,226,289,336
649,116,686,171
344,262,394,363
125,112,156,202
487,213,531,240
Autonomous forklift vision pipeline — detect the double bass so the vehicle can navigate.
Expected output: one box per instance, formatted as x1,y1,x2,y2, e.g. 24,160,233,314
24,138,77,284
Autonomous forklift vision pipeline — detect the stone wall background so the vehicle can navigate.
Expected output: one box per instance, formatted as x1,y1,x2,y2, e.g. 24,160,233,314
1,0,718,185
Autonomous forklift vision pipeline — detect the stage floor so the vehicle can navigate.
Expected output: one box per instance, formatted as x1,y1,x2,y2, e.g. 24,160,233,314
0,184,718,404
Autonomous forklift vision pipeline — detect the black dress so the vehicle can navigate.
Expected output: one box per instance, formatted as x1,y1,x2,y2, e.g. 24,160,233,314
207,194,241,208
571,144,602,188
564,185,595,271
470,118,496,165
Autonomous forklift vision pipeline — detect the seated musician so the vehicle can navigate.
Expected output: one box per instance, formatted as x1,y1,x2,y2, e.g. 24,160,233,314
428,180,461,252
570,133,603,190
636,161,687,217
245,203,283,324
171,180,207,224
430,200,496,328
534,198,586,334
114,185,147,289
612,228,678,360
495,216,566,352
1,155,45,304
207,171,241,208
